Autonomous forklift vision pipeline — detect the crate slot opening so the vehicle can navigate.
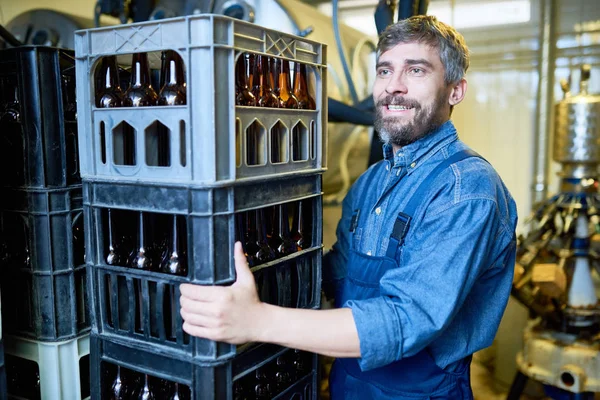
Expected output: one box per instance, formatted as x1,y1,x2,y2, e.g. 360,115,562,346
112,121,136,166
246,119,267,166
292,121,309,161
145,120,171,167
270,120,288,164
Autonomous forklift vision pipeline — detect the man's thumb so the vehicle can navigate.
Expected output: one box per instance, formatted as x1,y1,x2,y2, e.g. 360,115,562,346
233,241,254,285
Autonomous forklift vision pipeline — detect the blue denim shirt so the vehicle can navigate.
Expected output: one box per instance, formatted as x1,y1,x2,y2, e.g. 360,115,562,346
323,120,518,372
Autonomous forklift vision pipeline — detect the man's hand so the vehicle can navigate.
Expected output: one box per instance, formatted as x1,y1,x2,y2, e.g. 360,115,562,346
181,242,361,358
179,241,264,344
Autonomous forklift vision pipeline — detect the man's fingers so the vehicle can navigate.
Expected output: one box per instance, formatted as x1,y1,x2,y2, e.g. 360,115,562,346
180,307,219,327
182,322,215,340
180,283,229,302
233,241,255,286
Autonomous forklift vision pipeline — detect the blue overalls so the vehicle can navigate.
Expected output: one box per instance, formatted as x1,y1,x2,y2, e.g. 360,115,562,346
329,150,479,400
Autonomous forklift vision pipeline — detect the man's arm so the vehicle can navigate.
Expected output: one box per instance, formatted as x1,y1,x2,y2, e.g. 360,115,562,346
180,242,361,358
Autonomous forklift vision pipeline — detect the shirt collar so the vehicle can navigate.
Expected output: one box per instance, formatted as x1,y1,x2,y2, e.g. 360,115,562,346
382,120,459,169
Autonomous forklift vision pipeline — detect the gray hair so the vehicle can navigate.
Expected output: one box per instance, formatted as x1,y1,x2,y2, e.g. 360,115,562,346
377,15,470,85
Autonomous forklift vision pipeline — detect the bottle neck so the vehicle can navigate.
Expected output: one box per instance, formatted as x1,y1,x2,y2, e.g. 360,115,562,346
260,56,273,92
237,54,251,89
256,209,268,243
279,205,290,237
104,57,120,90
293,64,308,94
130,54,150,88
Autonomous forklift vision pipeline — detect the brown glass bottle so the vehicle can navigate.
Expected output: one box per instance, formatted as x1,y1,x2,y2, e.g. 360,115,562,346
166,382,189,400
292,63,316,110
244,210,260,267
158,51,186,106
292,350,309,380
136,374,156,400
290,202,306,251
275,204,296,256
110,366,129,400
235,53,256,106
254,368,272,400
250,54,260,99
96,56,124,108
276,59,299,109
132,212,154,270
160,215,186,276
275,355,292,392
124,53,158,107
255,208,277,264
257,56,279,108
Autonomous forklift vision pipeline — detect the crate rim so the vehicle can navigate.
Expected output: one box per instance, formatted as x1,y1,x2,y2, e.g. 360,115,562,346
74,13,327,52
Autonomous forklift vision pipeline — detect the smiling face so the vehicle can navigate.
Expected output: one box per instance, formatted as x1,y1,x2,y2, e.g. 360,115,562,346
373,41,463,149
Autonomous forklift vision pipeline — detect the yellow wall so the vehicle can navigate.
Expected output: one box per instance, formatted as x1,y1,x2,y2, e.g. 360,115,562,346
0,0,119,26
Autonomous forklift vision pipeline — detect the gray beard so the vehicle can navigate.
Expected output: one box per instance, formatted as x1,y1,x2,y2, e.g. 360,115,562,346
374,92,448,147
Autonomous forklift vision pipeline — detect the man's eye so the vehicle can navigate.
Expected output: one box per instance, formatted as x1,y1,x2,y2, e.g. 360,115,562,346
378,69,391,76
410,68,424,75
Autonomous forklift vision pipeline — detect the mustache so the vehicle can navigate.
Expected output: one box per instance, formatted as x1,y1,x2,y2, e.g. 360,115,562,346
376,95,420,109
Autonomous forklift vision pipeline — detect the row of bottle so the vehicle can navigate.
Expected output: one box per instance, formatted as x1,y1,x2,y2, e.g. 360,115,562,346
102,199,312,275
233,349,313,400
103,210,188,276
106,363,190,400
235,200,312,268
95,51,186,109
235,53,316,110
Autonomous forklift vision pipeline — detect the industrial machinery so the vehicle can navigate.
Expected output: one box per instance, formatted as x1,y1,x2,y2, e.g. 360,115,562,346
509,65,600,400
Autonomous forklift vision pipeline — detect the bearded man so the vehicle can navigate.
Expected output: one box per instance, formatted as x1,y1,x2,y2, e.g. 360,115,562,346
179,15,518,399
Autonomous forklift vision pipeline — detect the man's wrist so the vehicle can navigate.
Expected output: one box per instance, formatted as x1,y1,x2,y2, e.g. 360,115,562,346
251,301,277,343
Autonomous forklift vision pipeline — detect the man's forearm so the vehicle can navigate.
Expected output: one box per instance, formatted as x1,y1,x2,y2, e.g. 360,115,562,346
254,305,361,358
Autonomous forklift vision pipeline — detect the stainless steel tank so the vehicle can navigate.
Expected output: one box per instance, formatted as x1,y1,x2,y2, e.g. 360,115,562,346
553,65,600,179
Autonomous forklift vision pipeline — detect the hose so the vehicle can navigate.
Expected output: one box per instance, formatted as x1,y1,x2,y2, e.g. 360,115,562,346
332,0,360,105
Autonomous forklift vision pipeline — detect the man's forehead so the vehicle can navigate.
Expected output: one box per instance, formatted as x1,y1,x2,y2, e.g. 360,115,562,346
378,41,440,64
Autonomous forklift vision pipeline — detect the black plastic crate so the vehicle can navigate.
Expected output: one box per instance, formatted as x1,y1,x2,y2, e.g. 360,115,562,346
91,334,317,400
88,249,321,364
0,46,80,189
0,186,89,341
83,174,323,284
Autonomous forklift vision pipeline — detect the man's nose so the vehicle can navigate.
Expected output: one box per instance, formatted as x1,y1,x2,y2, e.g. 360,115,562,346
385,73,408,95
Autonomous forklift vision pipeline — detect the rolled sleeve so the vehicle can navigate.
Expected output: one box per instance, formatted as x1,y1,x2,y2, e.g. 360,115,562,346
345,297,403,371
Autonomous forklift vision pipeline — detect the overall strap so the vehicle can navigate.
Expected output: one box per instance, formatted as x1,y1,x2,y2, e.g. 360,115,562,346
385,149,482,258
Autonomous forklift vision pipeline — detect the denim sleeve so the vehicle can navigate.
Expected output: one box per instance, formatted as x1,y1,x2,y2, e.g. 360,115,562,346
345,198,513,371
322,189,353,301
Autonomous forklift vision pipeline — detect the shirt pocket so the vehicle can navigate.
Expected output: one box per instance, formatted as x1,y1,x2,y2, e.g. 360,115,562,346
352,227,362,250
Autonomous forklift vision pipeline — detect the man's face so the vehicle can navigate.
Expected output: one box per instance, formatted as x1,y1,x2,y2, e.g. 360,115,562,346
373,41,452,148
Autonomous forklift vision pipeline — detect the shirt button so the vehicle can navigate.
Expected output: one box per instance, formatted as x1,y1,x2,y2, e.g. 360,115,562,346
410,162,416,168
367,251,372,255
375,207,382,215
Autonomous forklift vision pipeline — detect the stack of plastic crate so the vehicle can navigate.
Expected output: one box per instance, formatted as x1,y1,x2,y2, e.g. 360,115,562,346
75,14,326,399
0,46,90,399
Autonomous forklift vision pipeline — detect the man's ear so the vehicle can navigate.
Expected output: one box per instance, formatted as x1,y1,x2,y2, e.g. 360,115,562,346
448,78,467,106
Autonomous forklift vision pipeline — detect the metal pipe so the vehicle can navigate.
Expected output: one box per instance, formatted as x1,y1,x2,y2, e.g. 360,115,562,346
531,0,558,204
